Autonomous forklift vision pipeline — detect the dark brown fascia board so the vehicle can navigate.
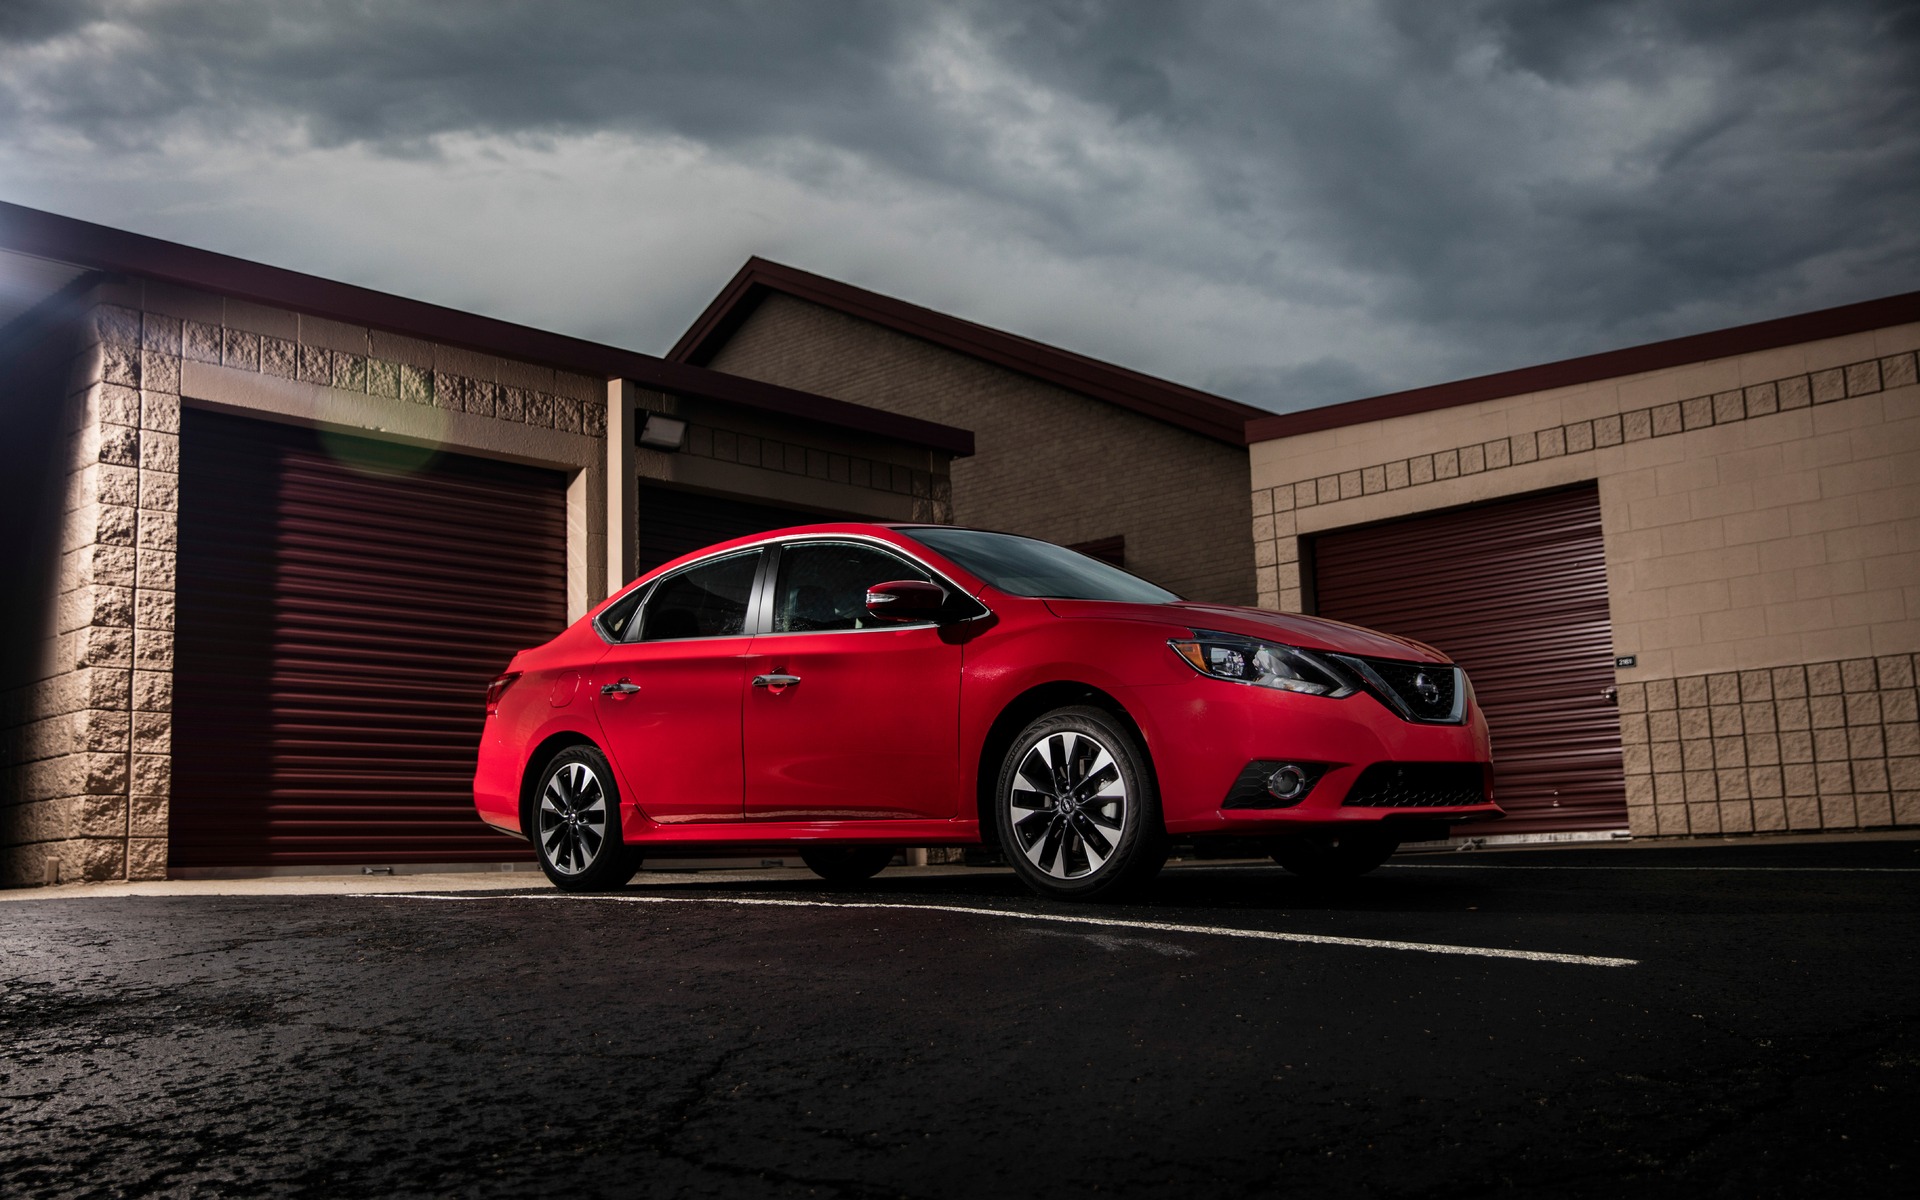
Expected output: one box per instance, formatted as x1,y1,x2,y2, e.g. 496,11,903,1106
0,201,974,457
670,257,1270,446
1245,290,1920,444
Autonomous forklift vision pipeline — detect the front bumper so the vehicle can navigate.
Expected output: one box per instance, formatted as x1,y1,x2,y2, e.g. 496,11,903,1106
1123,677,1501,836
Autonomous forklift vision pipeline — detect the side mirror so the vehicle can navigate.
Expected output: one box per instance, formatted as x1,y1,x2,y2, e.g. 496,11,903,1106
864,579,947,622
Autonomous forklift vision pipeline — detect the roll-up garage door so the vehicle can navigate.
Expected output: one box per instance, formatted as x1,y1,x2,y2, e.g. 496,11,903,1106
1310,485,1626,836
171,409,568,866
637,484,836,575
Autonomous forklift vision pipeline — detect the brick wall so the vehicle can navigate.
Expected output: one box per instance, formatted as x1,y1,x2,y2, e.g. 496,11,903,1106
702,294,1255,603
641,389,952,524
1248,318,1920,839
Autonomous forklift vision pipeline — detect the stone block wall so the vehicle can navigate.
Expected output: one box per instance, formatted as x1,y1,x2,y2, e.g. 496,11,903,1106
0,299,178,883
0,282,610,886
1616,653,1919,837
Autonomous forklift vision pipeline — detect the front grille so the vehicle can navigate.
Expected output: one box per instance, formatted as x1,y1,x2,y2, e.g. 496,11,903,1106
1342,762,1489,808
1221,760,1327,809
1341,656,1462,723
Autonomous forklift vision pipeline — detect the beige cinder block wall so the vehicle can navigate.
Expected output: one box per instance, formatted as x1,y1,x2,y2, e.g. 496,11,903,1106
1248,322,1920,841
632,389,954,531
0,279,610,886
702,294,1254,603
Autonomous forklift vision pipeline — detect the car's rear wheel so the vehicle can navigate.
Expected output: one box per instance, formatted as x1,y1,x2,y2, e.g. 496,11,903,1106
1268,830,1399,879
533,746,641,892
800,846,897,885
995,706,1166,900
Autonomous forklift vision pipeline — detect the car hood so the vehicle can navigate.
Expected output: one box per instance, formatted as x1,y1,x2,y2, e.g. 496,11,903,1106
1040,599,1450,663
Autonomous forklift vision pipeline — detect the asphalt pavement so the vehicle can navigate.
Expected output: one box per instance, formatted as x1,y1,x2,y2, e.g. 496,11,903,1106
3,838,1917,1198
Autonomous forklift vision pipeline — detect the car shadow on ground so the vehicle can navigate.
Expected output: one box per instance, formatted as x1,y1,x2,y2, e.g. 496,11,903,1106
611,852,1916,920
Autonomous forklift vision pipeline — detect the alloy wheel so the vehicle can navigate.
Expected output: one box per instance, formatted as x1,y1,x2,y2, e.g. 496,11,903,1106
1008,731,1129,880
538,760,608,875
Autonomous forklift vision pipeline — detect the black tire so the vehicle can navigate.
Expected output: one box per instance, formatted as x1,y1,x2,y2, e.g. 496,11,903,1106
531,745,641,892
994,706,1166,901
800,846,897,885
1268,830,1399,879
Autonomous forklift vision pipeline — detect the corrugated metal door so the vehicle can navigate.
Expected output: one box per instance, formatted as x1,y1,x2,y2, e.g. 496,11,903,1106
636,484,832,575
171,409,567,866
1310,485,1626,835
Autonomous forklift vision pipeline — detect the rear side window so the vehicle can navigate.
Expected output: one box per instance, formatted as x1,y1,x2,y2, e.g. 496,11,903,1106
773,542,932,632
595,587,645,640
637,552,760,641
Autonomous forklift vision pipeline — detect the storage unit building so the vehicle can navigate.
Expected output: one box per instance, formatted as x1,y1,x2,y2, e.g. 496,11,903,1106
1247,294,1920,840
0,203,971,884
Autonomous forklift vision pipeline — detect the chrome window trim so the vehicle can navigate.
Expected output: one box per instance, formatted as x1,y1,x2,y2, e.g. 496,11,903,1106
609,546,766,646
761,537,980,636
593,531,989,645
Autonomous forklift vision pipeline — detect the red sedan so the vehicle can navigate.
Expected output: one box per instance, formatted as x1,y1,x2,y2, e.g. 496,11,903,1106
474,524,1500,898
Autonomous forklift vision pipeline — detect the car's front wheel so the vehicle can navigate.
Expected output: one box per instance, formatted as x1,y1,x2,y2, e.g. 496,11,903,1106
533,745,641,892
995,706,1166,900
1268,830,1399,879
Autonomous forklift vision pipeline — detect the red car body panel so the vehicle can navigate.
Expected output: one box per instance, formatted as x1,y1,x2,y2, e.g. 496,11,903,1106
743,625,964,820
473,522,1501,852
590,633,755,823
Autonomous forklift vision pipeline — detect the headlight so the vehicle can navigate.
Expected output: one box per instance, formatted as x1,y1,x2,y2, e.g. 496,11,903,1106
1168,631,1356,697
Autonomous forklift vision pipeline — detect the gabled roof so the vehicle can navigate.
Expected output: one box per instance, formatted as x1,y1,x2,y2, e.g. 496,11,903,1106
1245,289,1920,443
669,257,1270,446
0,202,973,456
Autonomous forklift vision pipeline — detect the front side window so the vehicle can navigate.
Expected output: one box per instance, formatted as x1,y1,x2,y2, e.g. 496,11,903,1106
637,551,760,641
773,542,933,632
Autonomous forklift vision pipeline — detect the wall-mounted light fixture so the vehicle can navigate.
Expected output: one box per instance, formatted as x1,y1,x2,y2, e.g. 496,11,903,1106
637,413,688,451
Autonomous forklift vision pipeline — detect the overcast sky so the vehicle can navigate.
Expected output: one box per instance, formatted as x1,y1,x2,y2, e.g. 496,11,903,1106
1,1,1914,412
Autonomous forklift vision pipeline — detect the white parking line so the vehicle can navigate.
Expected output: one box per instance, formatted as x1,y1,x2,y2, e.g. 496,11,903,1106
364,891,1637,968
1381,864,1919,873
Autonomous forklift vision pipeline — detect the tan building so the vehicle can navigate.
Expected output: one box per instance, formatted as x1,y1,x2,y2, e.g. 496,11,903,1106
0,204,971,886
669,259,1269,604
1245,293,1920,842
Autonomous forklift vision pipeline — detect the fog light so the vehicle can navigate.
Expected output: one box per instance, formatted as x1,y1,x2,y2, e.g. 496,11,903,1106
1267,765,1310,801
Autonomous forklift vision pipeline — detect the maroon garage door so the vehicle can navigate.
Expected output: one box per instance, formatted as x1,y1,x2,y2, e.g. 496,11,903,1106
171,410,567,867
1310,485,1626,836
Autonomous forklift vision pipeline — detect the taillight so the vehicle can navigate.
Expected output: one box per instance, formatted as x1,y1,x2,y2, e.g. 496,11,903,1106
485,672,521,716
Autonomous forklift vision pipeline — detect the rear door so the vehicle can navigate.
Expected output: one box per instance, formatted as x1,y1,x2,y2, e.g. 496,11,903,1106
743,540,963,820
591,549,762,823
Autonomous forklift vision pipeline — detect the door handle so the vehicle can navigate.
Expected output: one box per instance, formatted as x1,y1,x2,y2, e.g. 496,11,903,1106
751,674,802,690
600,679,641,697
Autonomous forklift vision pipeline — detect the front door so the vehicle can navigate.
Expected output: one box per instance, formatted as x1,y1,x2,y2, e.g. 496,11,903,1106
591,549,761,823
744,541,964,820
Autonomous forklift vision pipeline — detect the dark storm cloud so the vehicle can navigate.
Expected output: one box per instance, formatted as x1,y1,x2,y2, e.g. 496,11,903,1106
2,1,1913,410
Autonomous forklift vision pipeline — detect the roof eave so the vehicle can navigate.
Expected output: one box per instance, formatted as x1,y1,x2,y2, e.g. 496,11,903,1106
1245,290,1920,444
671,257,1269,447
0,202,974,457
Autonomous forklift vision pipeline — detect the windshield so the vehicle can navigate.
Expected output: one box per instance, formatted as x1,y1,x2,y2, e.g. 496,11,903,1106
905,527,1180,603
